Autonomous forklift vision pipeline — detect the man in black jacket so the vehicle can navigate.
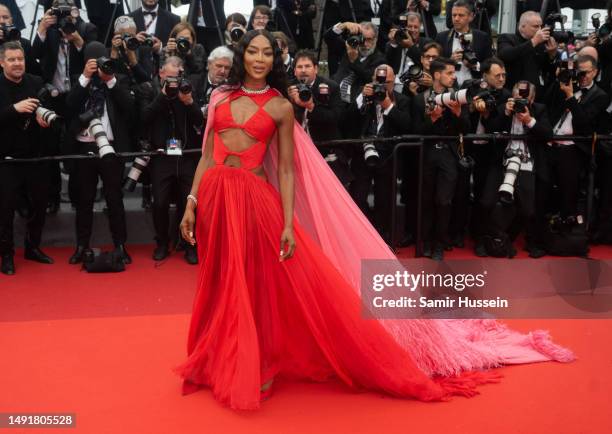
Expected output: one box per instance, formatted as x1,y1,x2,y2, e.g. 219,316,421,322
137,56,203,263
412,57,471,260
543,54,610,220
0,42,54,275
445,0,498,34
404,0,442,39
65,42,135,265
497,10,558,96
348,64,411,241
188,0,226,53
480,81,552,257
288,50,350,184
435,0,492,86
130,0,180,46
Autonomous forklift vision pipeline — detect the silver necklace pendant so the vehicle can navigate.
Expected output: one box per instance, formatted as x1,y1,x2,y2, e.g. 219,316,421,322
240,84,270,94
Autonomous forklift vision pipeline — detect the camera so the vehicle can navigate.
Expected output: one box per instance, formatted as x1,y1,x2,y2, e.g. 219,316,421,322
163,76,192,99
543,13,574,44
142,34,154,47
548,213,583,234
459,33,478,66
399,64,424,84
432,78,488,108
124,140,152,192
342,29,364,48
512,98,529,115
122,33,140,51
97,56,115,75
50,2,77,34
79,109,115,158
0,24,20,42
393,14,410,44
498,149,528,204
176,37,191,56
369,67,388,103
230,25,245,43
35,85,61,128
295,80,312,102
556,59,577,85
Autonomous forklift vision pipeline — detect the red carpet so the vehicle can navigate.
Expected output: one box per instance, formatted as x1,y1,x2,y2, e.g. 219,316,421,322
1,245,611,434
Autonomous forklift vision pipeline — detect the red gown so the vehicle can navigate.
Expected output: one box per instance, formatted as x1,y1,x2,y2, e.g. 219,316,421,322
174,88,533,410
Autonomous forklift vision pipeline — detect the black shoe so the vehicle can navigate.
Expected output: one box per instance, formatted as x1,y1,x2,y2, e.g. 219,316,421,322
431,244,444,261
474,240,488,257
527,245,546,259
184,246,198,265
114,244,132,264
24,247,54,264
152,244,169,261
69,246,89,264
398,233,414,248
1,255,15,275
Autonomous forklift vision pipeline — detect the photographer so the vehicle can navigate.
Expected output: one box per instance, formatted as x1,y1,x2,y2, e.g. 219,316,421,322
249,5,275,31
0,42,54,275
412,57,471,260
404,0,442,39
385,12,432,92
65,42,135,265
187,0,226,53
277,0,317,49
224,13,247,49
288,50,350,184
401,41,440,97
497,11,559,95
463,57,511,254
348,64,411,242
110,16,152,85
163,22,206,76
595,3,612,94
327,21,385,106
543,54,609,221
129,0,179,46
193,46,233,123
137,56,203,263
445,0,498,35
435,0,492,86
480,81,553,258
272,31,295,79
0,3,40,76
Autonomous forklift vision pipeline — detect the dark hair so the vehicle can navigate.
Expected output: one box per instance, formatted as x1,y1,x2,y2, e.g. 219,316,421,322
481,57,505,74
169,22,197,44
225,12,247,29
422,41,443,55
226,29,288,98
452,0,474,14
576,54,598,70
430,57,456,75
252,5,273,18
294,49,318,66
0,41,24,59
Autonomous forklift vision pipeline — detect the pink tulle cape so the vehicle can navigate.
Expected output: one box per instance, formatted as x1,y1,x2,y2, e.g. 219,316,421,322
202,87,574,377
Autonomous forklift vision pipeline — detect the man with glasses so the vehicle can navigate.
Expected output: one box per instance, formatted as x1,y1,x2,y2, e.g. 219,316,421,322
543,54,609,227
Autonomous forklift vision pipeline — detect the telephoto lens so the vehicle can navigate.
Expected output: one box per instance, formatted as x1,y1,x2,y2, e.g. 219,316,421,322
122,33,140,51
124,141,151,192
79,110,115,158
97,57,115,75
498,153,522,204
35,105,60,127
372,67,388,102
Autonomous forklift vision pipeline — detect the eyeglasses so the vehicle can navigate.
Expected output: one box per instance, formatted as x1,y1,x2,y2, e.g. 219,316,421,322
423,55,438,60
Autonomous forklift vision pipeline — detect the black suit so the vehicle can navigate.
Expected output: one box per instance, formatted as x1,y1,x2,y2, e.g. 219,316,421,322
0,73,49,255
497,32,556,97
481,102,553,246
189,0,226,52
31,21,98,86
137,76,203,247
129,7,180,45
348,90,412,240
385,36,432,74
277,0,317,49
435,28,492,69
398,0,442,39
65,74,135,248
543,82,610,218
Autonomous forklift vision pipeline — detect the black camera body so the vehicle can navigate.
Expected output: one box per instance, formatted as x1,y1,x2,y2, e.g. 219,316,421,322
557,59,577,85
163,76,192,99
370,67,388,103
230,25,245,43
51,4,77,34
295,80,312,102
0,24,20,42
512,98,529,114
342,29,364,48
543,13,574,44
97,57,115,76
399,64,423,84
122,33,140,51
176,37,192,56
459,34,478,66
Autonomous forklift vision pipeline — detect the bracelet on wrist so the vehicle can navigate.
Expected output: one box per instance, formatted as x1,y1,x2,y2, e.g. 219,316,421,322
187,194,198,207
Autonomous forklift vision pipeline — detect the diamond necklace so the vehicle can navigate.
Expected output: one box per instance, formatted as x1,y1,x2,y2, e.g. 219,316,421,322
240,84,270,94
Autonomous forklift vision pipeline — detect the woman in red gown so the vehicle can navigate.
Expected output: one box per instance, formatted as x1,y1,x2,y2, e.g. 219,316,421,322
175,30,574,410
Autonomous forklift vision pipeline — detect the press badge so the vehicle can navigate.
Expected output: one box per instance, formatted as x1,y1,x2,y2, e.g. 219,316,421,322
166,138,183,156
371,17,381,26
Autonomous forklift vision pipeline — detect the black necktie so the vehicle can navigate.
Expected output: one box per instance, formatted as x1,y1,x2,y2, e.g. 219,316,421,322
144,11,157,17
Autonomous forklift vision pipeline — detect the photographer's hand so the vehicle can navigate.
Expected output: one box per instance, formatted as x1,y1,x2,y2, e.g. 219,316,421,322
37,10,57,38
545,37,558,57
517,107,533,125
342,22,361,35
451,49,463,64
505,98,515,117
429,104,443,123
362,83,374,98
532,27,551,47
408,81,419,96
36,112,50,128
110,34,123,59
560,79,574,99
473,96,487,114
178,90,194,106
381,91,394,110
165,37,177,55
419,0,430,10
346,43,359,62
419,72,433,88
13,98,39,114
83,59,97,79
64,30,84,50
